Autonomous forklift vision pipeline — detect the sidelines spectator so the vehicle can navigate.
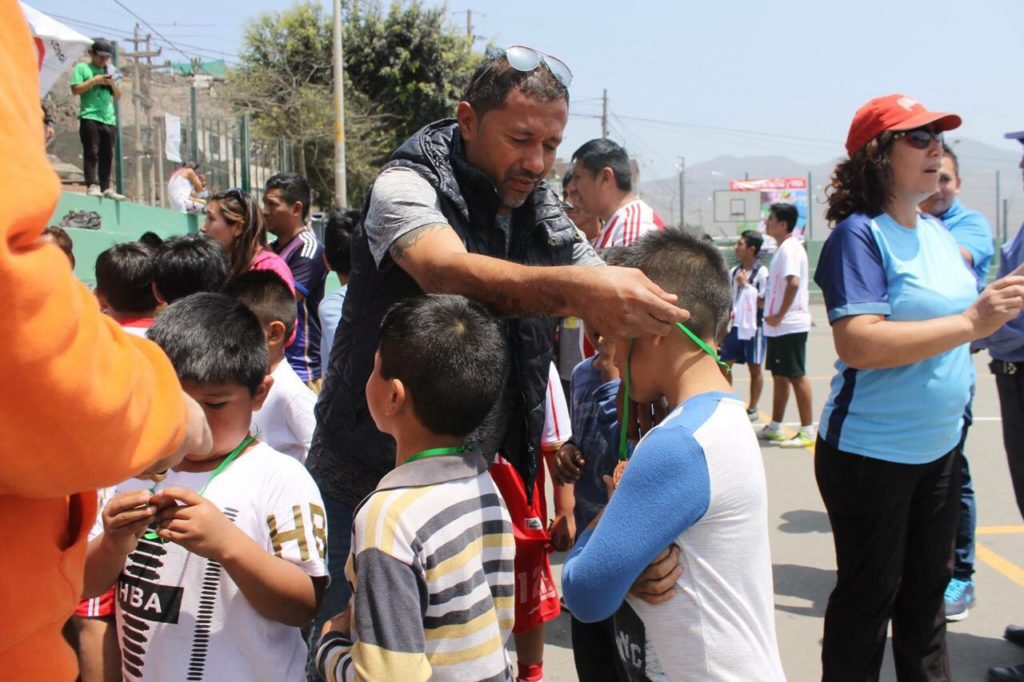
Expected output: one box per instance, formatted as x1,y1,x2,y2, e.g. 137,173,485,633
70,38,124,201
813,93,1024,681
920,143,995,622
570,138,665,248
319,209,358,368
265,172,327,390
721,229,769,421
760,202,814,448
979,129,1024,682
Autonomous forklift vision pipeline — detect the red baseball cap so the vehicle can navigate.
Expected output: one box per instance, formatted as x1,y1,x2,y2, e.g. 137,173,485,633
845,94,961,156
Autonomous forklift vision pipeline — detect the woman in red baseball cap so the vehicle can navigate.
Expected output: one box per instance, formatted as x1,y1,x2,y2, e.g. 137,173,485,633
812,94,1024,680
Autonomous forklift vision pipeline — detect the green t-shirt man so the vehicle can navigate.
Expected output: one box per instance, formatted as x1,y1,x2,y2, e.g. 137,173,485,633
70,62,117,126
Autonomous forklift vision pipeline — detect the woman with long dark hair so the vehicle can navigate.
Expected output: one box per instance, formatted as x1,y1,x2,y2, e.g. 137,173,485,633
201,188,295,291
814,94,1024,680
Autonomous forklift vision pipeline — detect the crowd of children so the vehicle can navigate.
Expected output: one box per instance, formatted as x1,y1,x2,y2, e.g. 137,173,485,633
56,205,796,682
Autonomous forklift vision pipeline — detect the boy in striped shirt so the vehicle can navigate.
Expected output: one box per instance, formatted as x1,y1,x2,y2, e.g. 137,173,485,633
316,294,516,681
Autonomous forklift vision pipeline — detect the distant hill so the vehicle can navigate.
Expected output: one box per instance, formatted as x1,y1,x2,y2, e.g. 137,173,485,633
639,137,1024,242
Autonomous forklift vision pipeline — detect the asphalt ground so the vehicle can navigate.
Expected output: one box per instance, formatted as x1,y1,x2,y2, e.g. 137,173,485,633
513,302,1024,681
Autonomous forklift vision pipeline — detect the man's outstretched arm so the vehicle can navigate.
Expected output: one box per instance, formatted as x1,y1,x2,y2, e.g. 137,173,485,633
389,224,688,339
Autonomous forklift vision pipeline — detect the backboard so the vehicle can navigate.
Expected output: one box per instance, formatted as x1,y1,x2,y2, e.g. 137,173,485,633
713,190,762,222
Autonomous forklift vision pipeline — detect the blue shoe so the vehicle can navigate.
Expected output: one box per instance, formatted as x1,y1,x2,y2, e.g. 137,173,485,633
945,578,974,622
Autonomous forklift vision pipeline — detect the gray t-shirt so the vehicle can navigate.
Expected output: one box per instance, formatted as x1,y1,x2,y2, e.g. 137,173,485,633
364,167,603,267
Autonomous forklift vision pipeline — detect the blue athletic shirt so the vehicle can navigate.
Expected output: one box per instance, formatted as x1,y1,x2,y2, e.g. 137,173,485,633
814,212,978,463
937,199,994,290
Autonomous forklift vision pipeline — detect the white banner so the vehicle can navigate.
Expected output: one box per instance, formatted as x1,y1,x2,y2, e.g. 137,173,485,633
20,2,92,97
165,114,182,163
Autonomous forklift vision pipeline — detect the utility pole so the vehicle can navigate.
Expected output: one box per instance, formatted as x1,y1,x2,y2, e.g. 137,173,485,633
123,24,160,204
601,89,609,138
332,0,348,208
452,10,480,47
678,156,685,228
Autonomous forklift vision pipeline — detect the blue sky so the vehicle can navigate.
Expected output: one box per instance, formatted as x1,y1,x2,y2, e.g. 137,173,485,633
29,0,1024,181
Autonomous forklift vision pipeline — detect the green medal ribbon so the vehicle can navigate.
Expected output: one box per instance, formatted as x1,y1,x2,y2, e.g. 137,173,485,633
405,445,467,464
617,323,730,463
142,434,255,542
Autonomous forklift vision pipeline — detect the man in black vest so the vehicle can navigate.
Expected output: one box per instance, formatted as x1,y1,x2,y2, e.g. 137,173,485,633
307,48,687,679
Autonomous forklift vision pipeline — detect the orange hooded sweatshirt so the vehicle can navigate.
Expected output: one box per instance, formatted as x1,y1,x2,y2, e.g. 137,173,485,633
0,5,189,679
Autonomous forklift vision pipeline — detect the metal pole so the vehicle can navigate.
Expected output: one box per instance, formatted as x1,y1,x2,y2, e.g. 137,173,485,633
112,41,124,196
601,89,608,138
678,156,685,228
807,171,813,241
1005,199,1011,245
189,81,199,162
333,0,348,208
240,114,251,192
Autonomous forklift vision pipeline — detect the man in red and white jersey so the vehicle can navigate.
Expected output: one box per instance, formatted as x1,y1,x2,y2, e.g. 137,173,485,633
571,138,665,248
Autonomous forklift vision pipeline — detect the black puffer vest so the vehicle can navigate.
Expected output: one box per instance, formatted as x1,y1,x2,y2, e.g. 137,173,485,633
307,119,579,505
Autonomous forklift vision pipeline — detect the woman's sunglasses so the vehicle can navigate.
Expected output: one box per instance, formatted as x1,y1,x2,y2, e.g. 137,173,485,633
892,127,944,150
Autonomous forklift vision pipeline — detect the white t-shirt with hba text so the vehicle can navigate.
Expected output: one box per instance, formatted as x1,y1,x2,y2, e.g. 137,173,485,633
763,236,811,337
111,442,328,681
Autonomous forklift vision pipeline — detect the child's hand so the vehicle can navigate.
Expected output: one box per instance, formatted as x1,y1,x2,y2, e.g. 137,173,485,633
552,443,585,484
630,544,683,605
101,489,159,555
594,336,620,382
548,510,576,553
320,600,353,638
151,487,241,560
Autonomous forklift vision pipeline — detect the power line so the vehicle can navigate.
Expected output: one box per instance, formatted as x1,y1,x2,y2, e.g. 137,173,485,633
108,0,197,63
52,13,240,64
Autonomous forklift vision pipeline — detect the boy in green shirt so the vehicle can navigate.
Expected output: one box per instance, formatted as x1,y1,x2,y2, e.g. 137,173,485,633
70,38,124,200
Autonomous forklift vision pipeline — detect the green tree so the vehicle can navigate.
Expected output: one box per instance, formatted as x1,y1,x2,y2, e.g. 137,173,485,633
228,0,480,207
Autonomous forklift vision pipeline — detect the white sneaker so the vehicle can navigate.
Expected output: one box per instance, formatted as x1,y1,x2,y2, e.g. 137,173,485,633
86,184,102,197
779,429,815,449
102,188,126,201
759,425,786,442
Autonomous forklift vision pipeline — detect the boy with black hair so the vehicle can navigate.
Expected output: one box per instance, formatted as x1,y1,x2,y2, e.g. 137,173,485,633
227,270,317,463
83,293,328,681
151,234,229,305
316,294,515,682
94,242,157,332
41,226,75,267
562,229,784,681
720,229,770,421
319,208,359,366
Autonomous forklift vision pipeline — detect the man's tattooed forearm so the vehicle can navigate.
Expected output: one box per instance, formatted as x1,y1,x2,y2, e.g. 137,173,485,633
389,224,449,263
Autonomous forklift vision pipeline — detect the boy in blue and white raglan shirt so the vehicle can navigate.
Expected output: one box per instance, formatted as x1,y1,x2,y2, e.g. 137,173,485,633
561,229,784,682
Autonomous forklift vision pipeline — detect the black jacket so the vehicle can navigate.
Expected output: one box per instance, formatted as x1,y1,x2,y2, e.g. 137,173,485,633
307,119,579,506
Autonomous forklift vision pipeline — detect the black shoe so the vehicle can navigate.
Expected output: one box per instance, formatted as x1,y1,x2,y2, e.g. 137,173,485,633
1007,626,1024,649
989,664,1024,681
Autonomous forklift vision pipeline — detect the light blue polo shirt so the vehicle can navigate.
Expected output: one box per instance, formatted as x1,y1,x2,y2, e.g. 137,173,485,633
814,212,978,463
937,199,994,290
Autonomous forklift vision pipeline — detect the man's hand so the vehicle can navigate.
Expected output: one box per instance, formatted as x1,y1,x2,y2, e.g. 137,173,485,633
763,313,782,327
578,266,688,340
552,442,585,484
629,544,683,605
151,487,241,561
549,510,576,553
320,600,353,638
735,269,750,288
101,489,159,556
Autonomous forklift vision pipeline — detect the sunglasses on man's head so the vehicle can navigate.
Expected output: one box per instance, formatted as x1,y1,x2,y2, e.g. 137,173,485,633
892,127,943,150
504,45,573,88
